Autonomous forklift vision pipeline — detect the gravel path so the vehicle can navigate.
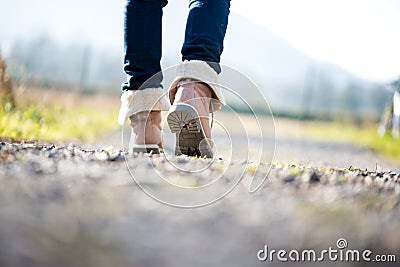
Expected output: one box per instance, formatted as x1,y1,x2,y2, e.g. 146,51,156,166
1,133,399,267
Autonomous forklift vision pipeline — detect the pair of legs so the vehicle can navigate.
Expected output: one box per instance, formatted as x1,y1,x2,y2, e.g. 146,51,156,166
119,0,230,157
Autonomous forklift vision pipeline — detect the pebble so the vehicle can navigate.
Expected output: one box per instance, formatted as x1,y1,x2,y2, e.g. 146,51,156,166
0,140,400,267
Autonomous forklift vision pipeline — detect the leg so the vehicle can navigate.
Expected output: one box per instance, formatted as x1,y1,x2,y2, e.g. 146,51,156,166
181,0,230,74
167,0,231,157
167,0,230,157
119,0,170,154
122,0,168,90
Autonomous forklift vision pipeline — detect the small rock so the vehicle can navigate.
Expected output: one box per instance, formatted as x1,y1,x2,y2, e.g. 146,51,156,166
95,151,109,161
283,175,296,183
109,151,124,161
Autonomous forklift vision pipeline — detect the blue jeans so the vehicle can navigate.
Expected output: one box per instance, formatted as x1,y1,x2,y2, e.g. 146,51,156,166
122,0,231,91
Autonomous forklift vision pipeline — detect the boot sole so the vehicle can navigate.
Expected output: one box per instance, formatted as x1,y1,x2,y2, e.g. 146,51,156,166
129,131,161,155
167,104,213,158
132,144,161,155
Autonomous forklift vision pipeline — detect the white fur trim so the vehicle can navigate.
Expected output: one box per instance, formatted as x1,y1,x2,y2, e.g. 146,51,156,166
169,60,226,110
118,88,170,125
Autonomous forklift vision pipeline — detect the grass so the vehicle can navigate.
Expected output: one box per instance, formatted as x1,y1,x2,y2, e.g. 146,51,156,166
2,86,400,162
1,96,119,142
302,120,400,162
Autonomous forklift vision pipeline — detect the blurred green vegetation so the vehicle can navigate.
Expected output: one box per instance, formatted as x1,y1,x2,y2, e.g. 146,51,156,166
1,100,118,142
303,121,400,162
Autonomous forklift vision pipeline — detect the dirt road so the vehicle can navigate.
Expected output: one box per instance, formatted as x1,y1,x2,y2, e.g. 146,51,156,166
1,117,399,267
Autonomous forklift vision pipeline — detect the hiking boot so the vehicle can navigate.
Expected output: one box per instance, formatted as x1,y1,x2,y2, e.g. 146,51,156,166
129,111,162,154
167,61,226,158
167,79,215,158
118,88,170,154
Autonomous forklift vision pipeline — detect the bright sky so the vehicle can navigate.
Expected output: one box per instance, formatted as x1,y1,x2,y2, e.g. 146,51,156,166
0,0,398,82
231,0,400,82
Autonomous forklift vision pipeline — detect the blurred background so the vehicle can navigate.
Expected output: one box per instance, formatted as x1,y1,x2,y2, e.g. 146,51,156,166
1,2,400,266
2,0,400,113
1,0,400,158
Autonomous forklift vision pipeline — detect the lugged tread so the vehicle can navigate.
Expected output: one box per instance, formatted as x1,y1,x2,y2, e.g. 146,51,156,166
167,106,213,158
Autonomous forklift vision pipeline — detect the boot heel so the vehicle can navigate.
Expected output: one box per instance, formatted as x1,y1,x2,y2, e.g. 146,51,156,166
129,131,161,154
132,145,161,154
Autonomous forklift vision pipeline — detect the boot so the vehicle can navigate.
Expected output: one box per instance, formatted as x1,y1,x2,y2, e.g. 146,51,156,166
167,79,214,158
129,111,162,154
118,88,170,154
